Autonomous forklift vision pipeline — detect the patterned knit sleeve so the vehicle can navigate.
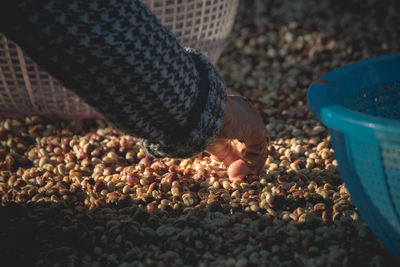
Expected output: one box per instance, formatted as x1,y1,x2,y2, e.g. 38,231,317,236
0,0,226,158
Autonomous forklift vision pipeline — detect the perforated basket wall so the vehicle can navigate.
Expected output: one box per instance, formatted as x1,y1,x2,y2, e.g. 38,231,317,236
308,53,400,259
0,0,238,118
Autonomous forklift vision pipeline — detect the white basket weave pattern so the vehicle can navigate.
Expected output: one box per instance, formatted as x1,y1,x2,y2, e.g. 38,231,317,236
0,0,238,118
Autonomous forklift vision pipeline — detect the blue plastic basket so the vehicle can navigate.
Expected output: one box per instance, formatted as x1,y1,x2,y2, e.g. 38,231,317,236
308,52,400,259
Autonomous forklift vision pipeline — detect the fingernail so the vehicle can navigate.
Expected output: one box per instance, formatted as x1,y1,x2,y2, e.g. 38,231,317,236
228,159,250,181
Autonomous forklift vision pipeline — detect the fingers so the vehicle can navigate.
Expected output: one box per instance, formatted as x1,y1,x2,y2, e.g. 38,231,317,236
205,139,241,167
222,138,267,180
237,139,267,176
227,159,250,182
207,138,267,181
245,136,267,157
236,124,268,172
207,95,269,181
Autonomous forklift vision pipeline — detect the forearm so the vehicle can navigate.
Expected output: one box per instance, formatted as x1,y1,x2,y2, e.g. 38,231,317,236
0,0,226,158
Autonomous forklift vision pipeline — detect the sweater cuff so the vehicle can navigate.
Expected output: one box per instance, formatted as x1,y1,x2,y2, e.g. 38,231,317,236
140,49,227,158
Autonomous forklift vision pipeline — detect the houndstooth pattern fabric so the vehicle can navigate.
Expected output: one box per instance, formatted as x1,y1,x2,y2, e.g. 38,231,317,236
0,0,227,158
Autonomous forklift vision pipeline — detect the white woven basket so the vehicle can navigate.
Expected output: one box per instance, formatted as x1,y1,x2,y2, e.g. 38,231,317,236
0,0,238,118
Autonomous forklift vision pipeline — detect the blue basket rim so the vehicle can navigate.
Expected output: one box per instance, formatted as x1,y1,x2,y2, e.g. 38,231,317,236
308,52,400,135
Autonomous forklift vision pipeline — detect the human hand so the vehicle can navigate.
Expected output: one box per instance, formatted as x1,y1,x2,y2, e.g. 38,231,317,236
206,95,268,182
